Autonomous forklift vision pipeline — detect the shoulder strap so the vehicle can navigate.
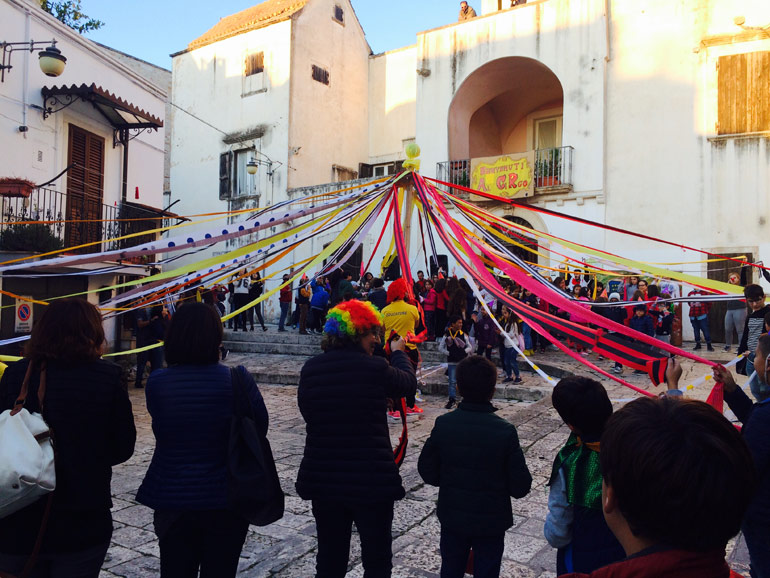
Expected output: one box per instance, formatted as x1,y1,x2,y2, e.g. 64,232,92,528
10,361,46,417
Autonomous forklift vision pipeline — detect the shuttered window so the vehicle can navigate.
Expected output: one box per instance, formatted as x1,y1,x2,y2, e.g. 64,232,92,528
66,124,104,251
312,65,330,85
717,51,770,135
333,5,344,23
219,151,233,199
245,52,264,76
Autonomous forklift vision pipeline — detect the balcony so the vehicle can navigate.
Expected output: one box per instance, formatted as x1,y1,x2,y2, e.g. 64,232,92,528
436,146,574,197
0,186,169,258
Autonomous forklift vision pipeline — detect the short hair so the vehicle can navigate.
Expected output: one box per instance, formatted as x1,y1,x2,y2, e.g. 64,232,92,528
633,303,647,313
164,302,223,365
744,283,765,300
373,277,385,288
457,356,496,402
552,377,612,436
578,287,588,298
758,333,770,358
601,397,756,552
447,314,463,326
26,298,104,364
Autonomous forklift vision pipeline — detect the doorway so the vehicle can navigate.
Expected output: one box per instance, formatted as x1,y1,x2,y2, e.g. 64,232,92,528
707,252,751,343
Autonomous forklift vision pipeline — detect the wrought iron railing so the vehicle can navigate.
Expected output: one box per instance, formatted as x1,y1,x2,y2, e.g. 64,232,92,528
436,146,574,193
0,187,161,256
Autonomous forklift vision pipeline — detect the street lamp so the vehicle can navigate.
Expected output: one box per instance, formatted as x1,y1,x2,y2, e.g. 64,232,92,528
0,39,67,83
246,158,258,175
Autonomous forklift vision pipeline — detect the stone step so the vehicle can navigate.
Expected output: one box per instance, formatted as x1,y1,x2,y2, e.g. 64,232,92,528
223,339,450,362
224,329,447,351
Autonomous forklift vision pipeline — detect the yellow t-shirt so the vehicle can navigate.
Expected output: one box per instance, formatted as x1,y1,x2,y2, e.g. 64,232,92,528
382,300,420,349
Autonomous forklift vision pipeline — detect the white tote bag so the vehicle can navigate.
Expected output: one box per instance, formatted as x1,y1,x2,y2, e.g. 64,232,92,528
0,364,55,519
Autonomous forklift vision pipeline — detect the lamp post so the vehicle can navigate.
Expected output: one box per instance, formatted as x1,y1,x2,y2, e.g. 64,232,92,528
0,39,67,83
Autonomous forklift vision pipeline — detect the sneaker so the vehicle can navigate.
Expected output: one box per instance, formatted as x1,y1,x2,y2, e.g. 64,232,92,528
513,377,523,384
707,344,714,352
502,377,513,383
415,389,424,403
387,411,402,421
633,369,646,375
444,398,456,410
724,345,731,352
263,327,268,332
612,366,623,374
693,343,702,350
580,351,590,357
405,405,424,415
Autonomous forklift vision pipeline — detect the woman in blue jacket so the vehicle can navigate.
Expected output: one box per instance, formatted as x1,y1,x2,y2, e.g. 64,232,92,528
137,302,269,577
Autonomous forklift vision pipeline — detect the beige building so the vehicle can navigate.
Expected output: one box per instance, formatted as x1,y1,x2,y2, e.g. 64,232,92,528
170,0,770,339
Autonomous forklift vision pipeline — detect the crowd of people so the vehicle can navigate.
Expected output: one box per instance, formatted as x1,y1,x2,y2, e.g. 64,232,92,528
2,260,768,578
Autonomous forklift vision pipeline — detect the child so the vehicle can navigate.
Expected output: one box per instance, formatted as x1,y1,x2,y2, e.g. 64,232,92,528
561,385,756,577
604,293,627,374
418,356,532,578
474,309,497,361
440,314,473,409
628,304,654,375
739,284,770,401
501,309,523,384
687,287,714,351
545,377,625,574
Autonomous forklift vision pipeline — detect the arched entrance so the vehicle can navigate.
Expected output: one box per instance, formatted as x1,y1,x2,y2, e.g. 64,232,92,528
502,216,538,266
448,57,564,161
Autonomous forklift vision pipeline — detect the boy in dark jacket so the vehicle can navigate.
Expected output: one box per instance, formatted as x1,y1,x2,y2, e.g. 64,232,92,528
544,377,624,574
418,356,532,578
441,314,473,410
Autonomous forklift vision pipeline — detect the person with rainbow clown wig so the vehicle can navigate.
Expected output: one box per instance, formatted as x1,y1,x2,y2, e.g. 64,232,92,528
296,300,417,578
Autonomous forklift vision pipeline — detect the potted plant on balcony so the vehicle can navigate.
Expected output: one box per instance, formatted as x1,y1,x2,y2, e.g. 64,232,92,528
535,149,562,188
0,177,36,198
0,224,64,253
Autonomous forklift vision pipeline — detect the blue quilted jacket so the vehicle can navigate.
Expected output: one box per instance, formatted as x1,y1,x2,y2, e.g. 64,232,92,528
136,364,268,510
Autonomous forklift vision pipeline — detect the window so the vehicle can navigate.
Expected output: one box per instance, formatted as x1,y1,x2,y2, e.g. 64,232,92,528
333,5,344,23
534,117,562,150
333,165,358,182
245,52,264,76
66,124,104,250
718,51,770,135
219,149,259,199
312,65,330,85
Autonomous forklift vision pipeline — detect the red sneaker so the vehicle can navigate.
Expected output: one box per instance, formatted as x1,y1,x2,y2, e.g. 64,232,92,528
405,405,424,414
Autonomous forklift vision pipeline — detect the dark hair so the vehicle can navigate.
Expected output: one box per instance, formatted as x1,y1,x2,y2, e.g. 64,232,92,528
458,278,472,294
601,397,756,551
637,279,648,287
373,278,384,288
554,276,566,287
164,302,223,365
446,277,460,297
744,284,765,300
647,284,660,298
457,355,496,402
25,298,105,363
446,289,467,318
447,314,463,326
578,287,589,299
632,290,644,301
758,333,770,357
552,377,612,436
633,304,647,313
434,278,447,293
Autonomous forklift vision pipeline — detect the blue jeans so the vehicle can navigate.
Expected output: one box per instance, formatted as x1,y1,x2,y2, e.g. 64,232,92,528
522,323,532,350
503,348,520,379
746,353,770,402
278,302,290,330
447,363,457,400
439,526,504,578
690,315,711,344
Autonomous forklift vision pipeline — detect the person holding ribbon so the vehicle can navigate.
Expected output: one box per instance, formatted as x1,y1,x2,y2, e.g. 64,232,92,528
296,300,417,577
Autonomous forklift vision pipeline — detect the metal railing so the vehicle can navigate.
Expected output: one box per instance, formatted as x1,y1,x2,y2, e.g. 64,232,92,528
0,186,161,256
436,146,574,193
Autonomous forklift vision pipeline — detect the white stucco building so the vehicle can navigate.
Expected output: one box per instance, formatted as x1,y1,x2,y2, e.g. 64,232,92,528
170,0,769,340
0,0,170,349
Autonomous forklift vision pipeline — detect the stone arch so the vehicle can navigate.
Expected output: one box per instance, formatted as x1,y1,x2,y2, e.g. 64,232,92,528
448,57,564,160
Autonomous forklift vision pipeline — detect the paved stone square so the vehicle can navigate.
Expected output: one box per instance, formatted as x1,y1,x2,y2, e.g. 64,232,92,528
101,348,752,577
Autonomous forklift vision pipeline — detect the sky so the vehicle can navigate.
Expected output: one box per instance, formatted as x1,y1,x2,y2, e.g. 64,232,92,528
80,0,464,69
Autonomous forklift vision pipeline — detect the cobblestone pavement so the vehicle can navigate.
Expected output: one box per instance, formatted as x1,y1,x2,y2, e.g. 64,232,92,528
102,346,752,577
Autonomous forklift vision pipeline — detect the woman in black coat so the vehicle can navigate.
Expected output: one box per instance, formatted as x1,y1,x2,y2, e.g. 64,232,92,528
0,298,136,577
297,299,417,578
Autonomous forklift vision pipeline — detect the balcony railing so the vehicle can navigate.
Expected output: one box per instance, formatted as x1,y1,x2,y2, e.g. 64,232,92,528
0,186,162,257
436,146,574,194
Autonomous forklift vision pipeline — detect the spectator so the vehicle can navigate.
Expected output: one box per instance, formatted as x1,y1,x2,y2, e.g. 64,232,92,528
560,386,756,577
249,271,267,332
231,273,251,332
739,284,770,401
458,1,477,21
687,288,714,352
418,355,531,578
297,301,417,577
134,304,164,388
137,303,269,578
545,377,625,574
440,314,473,409
434,278,450,338
501,309,523,384
336,271,356,303
278,274,292,332
413,270,427,296
0,299,136,577
724,272,747,352
368,277,387,310
309,276,330,334
297,277,311,335
422,280,437,340
474,309,498,361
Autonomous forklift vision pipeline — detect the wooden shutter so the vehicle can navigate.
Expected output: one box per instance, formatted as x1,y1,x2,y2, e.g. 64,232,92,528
66,124,104,251
219,152,232,200
718,52,770,135
358,163,373,178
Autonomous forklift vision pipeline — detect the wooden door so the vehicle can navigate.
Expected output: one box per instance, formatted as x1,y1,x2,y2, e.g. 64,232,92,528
66,125,105,251
708,252,751,343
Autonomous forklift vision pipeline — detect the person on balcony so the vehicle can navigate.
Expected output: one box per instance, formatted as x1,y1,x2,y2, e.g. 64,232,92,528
458,1,477,21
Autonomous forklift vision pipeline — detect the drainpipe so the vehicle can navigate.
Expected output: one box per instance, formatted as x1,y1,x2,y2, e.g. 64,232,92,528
21,8,30,133
121,130,129,203
602,0,612,242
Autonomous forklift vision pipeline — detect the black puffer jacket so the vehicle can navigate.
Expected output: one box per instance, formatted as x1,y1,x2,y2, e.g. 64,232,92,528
296,348,417,503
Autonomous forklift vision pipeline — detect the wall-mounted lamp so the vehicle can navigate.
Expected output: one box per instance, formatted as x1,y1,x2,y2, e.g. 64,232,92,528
246,157,274,178
0,39,67,83
246,158,258,175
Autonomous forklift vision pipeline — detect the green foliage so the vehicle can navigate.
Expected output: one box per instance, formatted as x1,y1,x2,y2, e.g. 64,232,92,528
0,225,64,253
39,0,104,34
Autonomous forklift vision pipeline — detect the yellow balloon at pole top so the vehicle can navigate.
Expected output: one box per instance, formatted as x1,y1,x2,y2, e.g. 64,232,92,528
405,143,421,159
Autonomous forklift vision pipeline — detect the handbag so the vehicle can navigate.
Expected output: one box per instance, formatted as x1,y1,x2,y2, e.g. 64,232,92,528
227,367,284,526
0,362,55,519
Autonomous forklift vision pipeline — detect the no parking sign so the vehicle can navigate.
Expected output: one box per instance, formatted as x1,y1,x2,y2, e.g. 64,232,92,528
15,297,33,334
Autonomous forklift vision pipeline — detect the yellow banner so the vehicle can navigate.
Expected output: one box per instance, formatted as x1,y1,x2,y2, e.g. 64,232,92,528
470,152,535,199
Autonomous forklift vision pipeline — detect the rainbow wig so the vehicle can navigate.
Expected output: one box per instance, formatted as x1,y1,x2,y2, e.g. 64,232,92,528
323,300,383,338
387,278,409,304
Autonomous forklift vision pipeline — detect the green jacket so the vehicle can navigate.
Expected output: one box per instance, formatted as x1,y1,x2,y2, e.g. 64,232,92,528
418,401,532,536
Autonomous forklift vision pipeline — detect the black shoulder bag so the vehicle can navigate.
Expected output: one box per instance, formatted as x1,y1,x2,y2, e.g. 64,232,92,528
227,367,284,526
